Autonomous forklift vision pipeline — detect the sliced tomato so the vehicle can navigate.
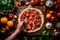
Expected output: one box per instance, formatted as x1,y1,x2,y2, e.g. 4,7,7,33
33,11,37,14
25,20,29,24
26,13,30,17
23,12,27,15
29,17,33,20
25,26,31,31
33,19,36,22
32,13,35,17
33,10,38,14
18,2,22,6
30,0,35,5
29,21,33,25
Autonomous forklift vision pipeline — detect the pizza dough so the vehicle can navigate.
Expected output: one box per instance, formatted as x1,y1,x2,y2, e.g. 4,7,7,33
18,8,44,33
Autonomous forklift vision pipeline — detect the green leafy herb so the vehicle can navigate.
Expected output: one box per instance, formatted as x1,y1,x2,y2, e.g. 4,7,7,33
36,20,40,23
30,12,32,14
0,0,14,13
23,22,27,26
42,30,51,36
30,25,33,28
36,15,40,18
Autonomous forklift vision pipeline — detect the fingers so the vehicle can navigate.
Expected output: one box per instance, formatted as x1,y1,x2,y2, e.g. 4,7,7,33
17,21,24,29
18,21,24,26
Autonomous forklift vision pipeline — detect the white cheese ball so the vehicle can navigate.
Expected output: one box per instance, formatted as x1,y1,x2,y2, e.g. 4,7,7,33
45,22,53,29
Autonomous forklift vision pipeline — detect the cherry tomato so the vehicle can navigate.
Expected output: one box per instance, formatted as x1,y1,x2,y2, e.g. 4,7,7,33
9,13,14,19
49,10,55,15
51,16,56,21
54,2,57,5
58,0,60,3
33,19,36,22
30,0,35,5
23,12,27,15
35,0,38,3
40,2,44,5
57,12,60,18
25,20,29,24
26,13,30,17
40,0,44,2
33,10,38,14
29,17,32,20
18,2,22,6
29,21,33,25
32,13,35,17
25,27,31,31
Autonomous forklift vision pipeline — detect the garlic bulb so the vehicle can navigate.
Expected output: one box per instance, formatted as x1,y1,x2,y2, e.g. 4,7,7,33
45,22,53,29
45,0,53,7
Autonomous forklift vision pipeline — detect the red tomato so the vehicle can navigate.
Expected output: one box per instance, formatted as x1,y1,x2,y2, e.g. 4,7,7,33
9,13,14,19
40,2,44,5
35,0,38,3
25,20,29,24
58,0,60,3
25,27,31,31
23,12,27,15
54,2,57,5
33,10,37,14
33,19,36,22
29,17,32,20
26,13,30,17
29,21,33,25
49,10,55,15
40,0,44,2
57,12,60,18
32,13,35,17
30,0,35,5
18,2,22,6
51,16,56,21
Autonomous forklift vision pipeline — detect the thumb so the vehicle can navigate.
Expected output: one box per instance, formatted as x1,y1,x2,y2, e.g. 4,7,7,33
17,21,24,29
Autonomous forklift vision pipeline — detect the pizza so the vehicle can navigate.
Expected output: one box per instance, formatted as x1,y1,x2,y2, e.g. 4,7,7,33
18,8,44,33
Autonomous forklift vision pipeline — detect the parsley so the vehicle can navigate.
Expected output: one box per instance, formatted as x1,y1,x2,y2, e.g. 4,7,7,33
30,25,33,28
23,22,27,27
36,20,40,23
0,0,14,13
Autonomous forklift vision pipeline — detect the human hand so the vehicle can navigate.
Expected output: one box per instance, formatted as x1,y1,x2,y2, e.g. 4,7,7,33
5,21,24,40
16,21,24,31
